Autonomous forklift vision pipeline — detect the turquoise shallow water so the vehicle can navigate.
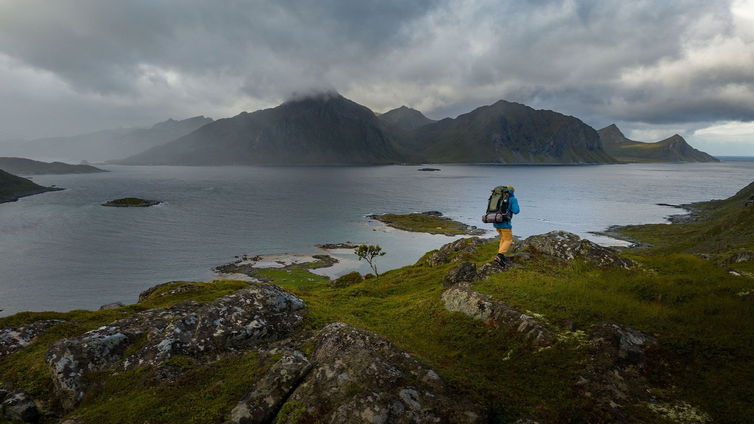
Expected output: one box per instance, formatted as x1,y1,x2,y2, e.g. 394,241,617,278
1,162,752,316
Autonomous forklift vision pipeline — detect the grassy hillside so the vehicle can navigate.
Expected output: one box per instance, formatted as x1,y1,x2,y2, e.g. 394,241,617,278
0,169,60,203
2,183,752,423
598,124,718,163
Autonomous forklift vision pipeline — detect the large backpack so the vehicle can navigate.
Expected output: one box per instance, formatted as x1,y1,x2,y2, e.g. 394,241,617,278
482,185,511,223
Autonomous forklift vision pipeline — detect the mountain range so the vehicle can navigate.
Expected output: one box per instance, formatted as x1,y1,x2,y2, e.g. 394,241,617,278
598,124,718,163
2,93,719,166
118,93,621,165
0,116,213,163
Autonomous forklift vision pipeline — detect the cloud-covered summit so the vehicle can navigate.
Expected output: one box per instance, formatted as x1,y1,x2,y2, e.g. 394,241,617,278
0,0,752,154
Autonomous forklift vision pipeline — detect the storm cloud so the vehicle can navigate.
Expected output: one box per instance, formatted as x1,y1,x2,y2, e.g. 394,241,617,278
0,0,753,154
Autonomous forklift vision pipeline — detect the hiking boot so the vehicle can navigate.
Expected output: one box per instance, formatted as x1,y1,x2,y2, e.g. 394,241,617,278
494,253,506,266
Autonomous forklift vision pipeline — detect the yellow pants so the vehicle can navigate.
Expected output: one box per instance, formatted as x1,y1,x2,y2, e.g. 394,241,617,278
497,228,513,254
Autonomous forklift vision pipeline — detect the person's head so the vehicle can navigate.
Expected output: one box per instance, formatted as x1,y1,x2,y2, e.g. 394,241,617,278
504,185,515,195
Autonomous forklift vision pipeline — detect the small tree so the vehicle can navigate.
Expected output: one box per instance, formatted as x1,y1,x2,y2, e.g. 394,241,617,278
354,244,386,277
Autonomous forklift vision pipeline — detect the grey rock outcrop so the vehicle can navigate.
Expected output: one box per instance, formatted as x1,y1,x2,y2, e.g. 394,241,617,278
520,231,635,269
46,283,306,410
230,351,313,424
441,284,555,348
1,390,40,423
422,237,485,267
724,250,754,264
0,319,63,357
442,262,478,287
98,302,124,310
576,323,662,421
278,322,486,423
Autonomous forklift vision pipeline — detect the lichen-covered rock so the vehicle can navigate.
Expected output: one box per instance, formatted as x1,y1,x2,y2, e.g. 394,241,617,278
1,390,39,423
520,231,635,269
128,284,305,367
278,322,486,423
576,323,663,421
47,301,200,410
98,302,124,310
229,351,312,424
0,319,63,357
442,284,556,348
47,283,305,410
476,261,507,279
442,262,478,287
724,250,754,264
422,237,485,267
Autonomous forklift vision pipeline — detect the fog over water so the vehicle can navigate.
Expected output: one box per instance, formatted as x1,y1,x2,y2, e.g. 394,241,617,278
1,161,753,316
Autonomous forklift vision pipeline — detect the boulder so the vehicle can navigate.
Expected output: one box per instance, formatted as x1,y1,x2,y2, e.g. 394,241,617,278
98,302,124,310
442,262,478,287
0,319,63,357
724,250,754,264
278,322,486,423
47,283,306,410
1,390,39,423
229,351,313,424
575,323,661,421
422,237,485,267
519,231,635,269
441,284,556,348
476,261,507,279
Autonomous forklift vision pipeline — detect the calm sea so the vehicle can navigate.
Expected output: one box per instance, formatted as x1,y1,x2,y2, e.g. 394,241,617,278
1,162,752,316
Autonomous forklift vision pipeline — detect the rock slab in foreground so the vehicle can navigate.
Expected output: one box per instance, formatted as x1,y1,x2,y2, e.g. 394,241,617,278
442,283,556,348
46,283,305,410
276,322,486,423
520,231,636,269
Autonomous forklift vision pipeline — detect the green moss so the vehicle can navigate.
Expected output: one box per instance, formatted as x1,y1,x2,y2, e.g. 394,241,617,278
330,271,363,287
70,351,265,424
372,213,481,236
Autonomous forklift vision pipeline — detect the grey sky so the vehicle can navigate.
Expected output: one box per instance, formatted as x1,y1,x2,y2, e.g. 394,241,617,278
1,0,753,155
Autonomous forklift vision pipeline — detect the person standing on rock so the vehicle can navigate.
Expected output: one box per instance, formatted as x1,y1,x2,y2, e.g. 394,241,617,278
493,186,520,265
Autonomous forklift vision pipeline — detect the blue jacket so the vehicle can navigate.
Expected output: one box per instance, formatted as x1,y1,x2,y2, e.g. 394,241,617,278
493,195,520,229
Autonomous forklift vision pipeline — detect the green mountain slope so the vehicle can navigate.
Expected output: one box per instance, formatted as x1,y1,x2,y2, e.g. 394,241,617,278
403,100,616,164
598,124,718,162
119,94,403,165
0,157,105,175
378,105,436,130
0,169,60,203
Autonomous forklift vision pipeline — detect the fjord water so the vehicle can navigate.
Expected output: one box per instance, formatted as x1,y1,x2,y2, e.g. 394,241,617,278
1,162,752,316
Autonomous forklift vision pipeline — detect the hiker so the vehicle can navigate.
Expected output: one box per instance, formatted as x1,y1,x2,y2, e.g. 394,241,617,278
490,186,520,265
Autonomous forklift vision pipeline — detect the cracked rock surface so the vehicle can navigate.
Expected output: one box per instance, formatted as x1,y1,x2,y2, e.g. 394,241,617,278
277,322,486,423
0,319,64,357
46,284,305,410
520,231,636,269
442,283,556,348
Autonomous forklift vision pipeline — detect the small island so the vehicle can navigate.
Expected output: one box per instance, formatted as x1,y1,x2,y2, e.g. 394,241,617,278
418,167,441,171
370,211,485,236
102,197,161,207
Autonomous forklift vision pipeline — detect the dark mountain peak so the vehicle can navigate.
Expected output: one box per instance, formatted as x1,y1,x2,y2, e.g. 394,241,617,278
283,89,343,105
666,134,685,143
598,124,633,145
380,105,435,130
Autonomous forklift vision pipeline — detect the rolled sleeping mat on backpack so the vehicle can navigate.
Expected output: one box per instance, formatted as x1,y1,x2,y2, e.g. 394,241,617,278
482,212,510,223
